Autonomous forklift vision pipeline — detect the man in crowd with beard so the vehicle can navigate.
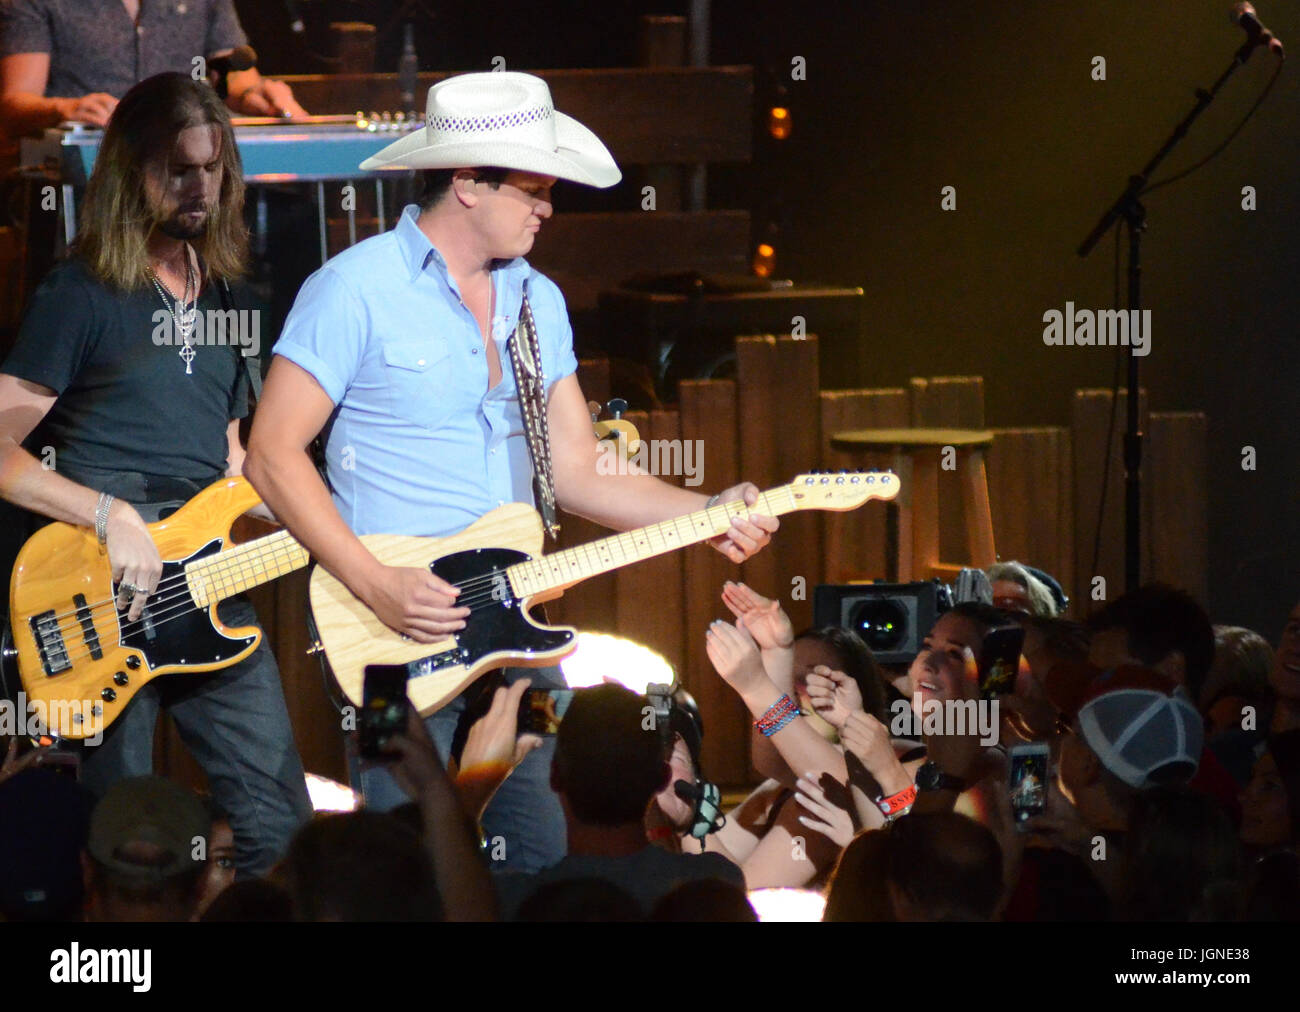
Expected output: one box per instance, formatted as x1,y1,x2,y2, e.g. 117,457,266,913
0,72,311,877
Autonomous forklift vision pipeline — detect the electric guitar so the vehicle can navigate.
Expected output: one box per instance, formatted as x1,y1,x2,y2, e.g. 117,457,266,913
1,413,647,740
311,471,899,718
4,477,307,740
4,469,897,738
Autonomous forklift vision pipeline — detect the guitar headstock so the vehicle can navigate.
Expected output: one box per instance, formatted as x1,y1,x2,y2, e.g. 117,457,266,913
591,397,642,455
785,471,900,511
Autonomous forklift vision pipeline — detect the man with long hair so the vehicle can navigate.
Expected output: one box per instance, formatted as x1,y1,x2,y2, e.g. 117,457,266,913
0,72,311,877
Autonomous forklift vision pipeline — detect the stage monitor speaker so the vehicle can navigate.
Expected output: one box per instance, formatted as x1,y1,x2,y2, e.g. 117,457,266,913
813,581,951,666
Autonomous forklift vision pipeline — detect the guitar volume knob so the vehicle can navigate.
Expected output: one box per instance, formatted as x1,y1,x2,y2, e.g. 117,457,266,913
101,688,116,702
114,671,128,685
125,655,141,670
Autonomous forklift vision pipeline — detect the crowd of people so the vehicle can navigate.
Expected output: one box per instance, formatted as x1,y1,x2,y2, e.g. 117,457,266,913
2,575,1296,923
0,10,1287,924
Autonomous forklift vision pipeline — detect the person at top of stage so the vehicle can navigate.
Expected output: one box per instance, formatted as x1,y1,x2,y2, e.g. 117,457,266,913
0,71,311,876
242,70,779,872
0,0,307,138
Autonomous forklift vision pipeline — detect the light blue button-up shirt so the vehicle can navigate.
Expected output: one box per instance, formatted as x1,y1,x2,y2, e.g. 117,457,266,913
272,205,578,537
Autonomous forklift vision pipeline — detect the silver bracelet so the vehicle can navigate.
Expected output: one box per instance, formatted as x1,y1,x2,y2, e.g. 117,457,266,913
706,493,721,508
94,492,115,545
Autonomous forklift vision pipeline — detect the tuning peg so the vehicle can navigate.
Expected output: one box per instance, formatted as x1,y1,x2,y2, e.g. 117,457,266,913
587,400,602,423
607,397,627,420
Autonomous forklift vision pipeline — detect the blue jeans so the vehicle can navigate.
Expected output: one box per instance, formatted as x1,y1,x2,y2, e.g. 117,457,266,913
354,665,568,874
73,486,313,879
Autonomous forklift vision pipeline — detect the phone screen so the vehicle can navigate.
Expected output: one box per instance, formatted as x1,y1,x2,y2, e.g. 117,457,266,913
517,688,574,736
977,625,1025,698
359,664,410,760
1009,744,1050,826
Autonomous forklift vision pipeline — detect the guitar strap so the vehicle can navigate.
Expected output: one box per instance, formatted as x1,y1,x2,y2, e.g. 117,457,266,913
507,290,560,541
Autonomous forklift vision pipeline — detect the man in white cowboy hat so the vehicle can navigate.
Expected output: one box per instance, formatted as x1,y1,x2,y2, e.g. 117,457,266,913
244,71,778,872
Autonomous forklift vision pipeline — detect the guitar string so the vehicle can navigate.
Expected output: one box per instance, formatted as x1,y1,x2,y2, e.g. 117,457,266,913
43,494,768,630
36,495,796,667
39,490,808,668
45,481,806,630
40,489,801,664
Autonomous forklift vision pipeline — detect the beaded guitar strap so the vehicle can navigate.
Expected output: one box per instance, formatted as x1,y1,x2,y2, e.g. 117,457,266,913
507,291,561,541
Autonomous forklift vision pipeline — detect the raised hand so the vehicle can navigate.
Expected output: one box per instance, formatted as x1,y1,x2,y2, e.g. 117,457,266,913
458,678,543,776
806,666,864,729
721,581,794,651
705,618,769,697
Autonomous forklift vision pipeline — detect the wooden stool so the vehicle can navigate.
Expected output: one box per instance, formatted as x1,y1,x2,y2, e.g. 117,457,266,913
828,428,996,582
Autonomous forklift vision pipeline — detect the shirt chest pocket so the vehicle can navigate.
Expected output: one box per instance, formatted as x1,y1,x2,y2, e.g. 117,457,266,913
380,341,455,430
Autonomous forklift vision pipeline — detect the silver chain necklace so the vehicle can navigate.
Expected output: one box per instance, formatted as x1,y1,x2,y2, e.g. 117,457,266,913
146,247,197,374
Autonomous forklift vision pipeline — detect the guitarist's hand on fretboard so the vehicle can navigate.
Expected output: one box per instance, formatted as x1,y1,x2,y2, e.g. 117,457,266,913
705,482,779,564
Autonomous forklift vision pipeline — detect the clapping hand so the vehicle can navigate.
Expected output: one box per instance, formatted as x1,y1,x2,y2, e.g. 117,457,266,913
721,581,794,651
705,619,771,697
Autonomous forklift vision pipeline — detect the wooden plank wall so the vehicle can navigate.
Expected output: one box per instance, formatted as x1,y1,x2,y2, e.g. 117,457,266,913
819,389,910,583
986,428,1074,609
910,376,985,566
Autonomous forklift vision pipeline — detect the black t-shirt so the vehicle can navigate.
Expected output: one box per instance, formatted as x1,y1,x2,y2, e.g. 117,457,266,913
3,257,248,484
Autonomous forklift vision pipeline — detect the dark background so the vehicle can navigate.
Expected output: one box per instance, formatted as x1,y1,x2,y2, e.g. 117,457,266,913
236,0,1299,640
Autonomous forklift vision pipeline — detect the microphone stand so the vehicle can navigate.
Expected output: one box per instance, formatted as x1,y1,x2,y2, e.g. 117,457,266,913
1077,34,1267,594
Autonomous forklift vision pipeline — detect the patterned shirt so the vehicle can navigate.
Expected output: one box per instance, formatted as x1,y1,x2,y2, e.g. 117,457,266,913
0,0,245,99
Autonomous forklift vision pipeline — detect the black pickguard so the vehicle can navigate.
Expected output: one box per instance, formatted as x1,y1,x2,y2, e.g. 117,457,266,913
402,547,573,680
117,539,256,669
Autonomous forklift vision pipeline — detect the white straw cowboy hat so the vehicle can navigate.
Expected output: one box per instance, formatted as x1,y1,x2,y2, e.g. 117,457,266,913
359,71,622,188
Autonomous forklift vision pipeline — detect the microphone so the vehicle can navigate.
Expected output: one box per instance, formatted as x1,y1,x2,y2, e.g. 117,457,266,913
206,46,257,100
673,780,701,802
1231,2,1284,56
287,0,305,34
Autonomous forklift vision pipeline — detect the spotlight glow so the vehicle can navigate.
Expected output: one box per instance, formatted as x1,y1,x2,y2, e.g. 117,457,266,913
747,887,827,922
560,632,676,694
305,772,359,812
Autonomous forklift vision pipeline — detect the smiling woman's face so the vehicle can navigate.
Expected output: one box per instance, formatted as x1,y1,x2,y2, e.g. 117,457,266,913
907,613,982,713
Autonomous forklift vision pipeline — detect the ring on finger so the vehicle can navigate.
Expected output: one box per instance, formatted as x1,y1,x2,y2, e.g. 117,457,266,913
120,581,143,596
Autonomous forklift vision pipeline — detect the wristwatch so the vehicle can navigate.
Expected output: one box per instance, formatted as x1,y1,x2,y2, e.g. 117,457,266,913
915,760,968,793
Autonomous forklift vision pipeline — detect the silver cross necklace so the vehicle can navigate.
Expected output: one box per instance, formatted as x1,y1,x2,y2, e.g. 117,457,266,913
146,246,198,374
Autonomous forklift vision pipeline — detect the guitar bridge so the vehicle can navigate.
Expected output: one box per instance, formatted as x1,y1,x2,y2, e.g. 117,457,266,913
30,609,71,676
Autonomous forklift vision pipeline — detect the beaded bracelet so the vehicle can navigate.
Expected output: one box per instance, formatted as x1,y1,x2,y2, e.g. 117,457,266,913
754,694,799,737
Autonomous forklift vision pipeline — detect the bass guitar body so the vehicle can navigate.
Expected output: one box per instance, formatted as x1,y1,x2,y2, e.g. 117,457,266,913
9,478,266,738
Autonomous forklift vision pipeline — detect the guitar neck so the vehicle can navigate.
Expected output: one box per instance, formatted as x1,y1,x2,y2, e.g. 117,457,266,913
186,529,311,606
506,486,801,599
